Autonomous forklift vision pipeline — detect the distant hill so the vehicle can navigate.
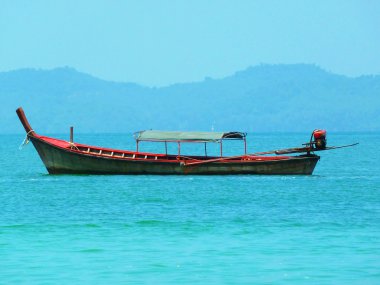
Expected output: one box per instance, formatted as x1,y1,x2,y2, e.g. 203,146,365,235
1,64,379,134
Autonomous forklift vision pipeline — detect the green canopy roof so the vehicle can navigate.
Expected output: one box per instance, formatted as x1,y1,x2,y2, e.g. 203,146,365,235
134,130,246,143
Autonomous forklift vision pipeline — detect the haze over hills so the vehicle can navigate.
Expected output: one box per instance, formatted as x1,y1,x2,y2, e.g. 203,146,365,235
1,64,379,134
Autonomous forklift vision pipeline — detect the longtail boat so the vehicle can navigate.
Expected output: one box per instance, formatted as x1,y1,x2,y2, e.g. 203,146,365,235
16,107,357,175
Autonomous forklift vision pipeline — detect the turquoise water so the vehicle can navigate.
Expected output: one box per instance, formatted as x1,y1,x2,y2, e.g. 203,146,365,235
1,133,379,284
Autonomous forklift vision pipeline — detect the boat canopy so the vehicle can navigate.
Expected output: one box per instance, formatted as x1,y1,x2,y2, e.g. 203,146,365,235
134,130,246,143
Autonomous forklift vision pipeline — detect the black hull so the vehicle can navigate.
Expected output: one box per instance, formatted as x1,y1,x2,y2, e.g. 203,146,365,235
30,136,320,175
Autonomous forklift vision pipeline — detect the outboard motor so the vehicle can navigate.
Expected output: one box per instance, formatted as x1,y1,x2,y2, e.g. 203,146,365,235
312,129,327,150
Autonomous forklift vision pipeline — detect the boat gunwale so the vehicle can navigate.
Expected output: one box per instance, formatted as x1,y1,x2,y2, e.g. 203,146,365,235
29,134,316,165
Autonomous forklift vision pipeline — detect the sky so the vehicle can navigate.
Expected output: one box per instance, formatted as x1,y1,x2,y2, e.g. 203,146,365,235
0,0,379,86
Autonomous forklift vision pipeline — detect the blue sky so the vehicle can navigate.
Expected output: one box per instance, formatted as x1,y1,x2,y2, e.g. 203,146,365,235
1,0,379,86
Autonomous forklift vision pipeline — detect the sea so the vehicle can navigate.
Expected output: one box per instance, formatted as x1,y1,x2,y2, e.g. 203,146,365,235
0,132,379,284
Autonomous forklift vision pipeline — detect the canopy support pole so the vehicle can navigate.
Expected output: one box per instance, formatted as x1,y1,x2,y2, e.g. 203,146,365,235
244,137,247,154
165,141,168,156
204,143,207,157
220,140,223,157
178,142,181,157
136,141,139,152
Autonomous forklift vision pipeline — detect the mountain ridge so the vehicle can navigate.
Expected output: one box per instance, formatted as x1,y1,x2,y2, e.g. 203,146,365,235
1,64,379,134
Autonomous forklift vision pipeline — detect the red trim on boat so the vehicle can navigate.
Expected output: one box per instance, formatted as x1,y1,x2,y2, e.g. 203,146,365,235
33,134,293,163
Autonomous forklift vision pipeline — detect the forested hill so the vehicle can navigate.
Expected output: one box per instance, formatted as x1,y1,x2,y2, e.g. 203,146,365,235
1,64,379,134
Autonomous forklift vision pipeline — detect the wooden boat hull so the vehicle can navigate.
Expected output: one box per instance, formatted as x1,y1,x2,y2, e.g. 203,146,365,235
30,136,320,175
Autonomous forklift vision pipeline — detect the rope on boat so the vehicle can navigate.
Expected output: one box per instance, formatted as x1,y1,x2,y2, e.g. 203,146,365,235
69,142,80,151
19,130,34,150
